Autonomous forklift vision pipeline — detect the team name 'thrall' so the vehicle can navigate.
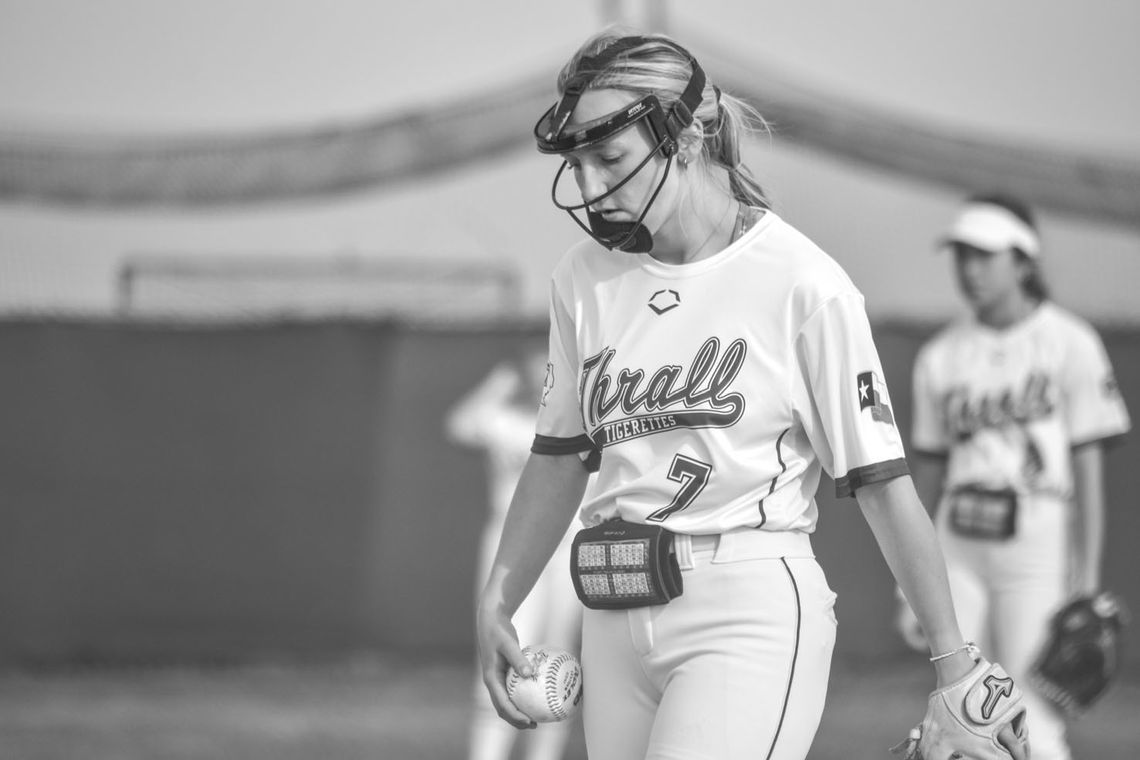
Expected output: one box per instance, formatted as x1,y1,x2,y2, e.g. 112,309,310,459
944,371,1055,438
580,337,747,448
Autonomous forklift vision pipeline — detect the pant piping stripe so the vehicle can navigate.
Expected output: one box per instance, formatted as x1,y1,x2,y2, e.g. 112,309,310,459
765,557,802,760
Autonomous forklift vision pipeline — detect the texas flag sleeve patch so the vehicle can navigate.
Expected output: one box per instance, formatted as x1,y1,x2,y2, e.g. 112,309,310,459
857,370,895,426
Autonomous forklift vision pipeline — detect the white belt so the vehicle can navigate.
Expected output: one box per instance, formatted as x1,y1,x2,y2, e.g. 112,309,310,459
673,528,814,570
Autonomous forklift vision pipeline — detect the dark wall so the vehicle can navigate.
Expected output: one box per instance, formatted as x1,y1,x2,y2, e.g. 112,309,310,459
1,322,395,662
1,319,1137,667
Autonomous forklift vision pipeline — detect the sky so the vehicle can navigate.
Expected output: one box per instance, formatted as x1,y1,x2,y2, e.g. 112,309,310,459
0,0,1137,322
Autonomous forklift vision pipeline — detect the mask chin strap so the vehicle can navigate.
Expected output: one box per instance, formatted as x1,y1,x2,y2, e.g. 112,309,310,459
551,137,675,253
584,206,656,253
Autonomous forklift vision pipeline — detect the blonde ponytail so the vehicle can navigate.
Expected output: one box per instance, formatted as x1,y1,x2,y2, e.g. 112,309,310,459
703,89,771,209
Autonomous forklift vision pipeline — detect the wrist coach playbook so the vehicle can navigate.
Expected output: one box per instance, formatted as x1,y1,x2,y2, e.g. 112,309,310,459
570,518,683,609
947,484,1019,540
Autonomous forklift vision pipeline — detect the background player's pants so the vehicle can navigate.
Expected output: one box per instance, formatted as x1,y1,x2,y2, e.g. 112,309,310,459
939,494,1072,760
469,522,581,760
581,531,836,760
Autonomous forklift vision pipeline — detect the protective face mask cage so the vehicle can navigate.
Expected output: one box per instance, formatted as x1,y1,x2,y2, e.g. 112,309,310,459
532,36,707,252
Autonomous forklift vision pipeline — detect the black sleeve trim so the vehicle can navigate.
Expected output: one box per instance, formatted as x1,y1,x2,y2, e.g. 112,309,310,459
835,457,910,499
531,433,594,455
532,434,601,473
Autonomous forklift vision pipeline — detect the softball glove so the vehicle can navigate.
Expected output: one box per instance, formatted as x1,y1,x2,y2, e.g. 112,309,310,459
891,657,1029,760
1030,591,1128,717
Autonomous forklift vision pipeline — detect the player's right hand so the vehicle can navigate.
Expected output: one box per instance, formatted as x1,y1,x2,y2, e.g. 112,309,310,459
475,602,538,729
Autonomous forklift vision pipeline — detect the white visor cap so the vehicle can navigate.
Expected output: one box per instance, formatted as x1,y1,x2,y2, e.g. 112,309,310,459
939,202,1041,258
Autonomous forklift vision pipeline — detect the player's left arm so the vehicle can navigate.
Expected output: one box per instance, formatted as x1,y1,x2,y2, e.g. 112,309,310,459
855,474,976,685
1069,440,1106,595
792,290,970,681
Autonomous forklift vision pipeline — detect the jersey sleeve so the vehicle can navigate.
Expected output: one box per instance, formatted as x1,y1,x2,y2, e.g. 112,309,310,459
910,343,950,456
1060,324,1131,447
532,277,596,460
793,292,909,497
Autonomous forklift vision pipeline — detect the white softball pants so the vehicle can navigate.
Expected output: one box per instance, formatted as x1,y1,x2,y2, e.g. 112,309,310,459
939,494,1072,760
581,530,836,760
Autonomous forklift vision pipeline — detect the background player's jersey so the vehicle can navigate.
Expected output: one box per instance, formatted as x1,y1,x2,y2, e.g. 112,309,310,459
445,364,536,522
532,211,907,535
912,303,1131,498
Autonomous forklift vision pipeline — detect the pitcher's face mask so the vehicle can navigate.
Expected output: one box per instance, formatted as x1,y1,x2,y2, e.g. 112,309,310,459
533,36,706,253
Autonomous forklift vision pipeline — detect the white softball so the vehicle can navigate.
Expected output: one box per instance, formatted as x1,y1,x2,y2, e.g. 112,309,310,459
505,645,583,723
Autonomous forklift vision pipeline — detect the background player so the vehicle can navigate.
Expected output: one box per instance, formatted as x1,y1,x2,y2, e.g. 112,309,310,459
445,341,582,760
476,29,1026,760
901,193,1131,759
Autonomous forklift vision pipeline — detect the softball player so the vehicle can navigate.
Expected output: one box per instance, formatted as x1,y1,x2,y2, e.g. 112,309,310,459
446,345,582,760
476,30,1025,760
906,194,1131,760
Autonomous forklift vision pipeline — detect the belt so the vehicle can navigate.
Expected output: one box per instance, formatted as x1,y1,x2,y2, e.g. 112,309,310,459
673,528,814,570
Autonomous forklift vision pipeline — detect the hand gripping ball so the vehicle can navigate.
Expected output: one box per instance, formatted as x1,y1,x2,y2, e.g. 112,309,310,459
505,645,584,723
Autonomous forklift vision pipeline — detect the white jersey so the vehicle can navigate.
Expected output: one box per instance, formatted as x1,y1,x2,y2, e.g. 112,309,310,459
532,211,908,535
912,302,1131,498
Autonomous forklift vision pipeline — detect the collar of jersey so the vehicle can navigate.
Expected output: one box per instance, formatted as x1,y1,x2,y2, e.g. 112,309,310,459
633,208,776,279
969,300,1050,338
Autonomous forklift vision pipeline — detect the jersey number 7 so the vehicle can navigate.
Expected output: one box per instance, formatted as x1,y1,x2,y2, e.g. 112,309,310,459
647,454,712,522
